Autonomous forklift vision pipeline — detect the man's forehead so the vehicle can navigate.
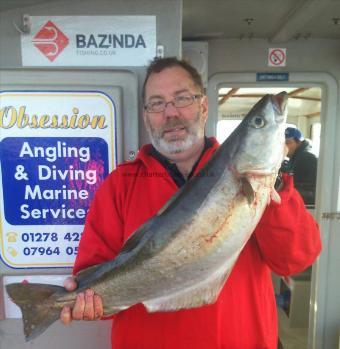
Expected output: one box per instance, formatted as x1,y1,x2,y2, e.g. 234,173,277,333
147,89,191,100
145,67,196,95
150,66,191,78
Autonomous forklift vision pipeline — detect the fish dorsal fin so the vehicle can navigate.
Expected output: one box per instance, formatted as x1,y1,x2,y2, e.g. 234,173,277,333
156,185,186,216
143,253,240,312
119,218,154,255
76,219,156,288
76,263,103,284
240,177,255,205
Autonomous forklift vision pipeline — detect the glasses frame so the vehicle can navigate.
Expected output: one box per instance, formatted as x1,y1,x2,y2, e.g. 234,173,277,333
144,94,203,113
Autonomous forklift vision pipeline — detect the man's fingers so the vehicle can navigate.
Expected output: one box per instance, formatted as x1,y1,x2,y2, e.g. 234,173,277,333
94,294,104,319
72,292,86,320
60,306,72,325
83,289,95,320
63,276,77,292
60,287,102,323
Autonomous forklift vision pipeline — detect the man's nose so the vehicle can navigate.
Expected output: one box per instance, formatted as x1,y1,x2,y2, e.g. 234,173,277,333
164,101,179,117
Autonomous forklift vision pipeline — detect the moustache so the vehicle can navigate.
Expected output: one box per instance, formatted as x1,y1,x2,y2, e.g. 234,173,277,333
161,120,188,135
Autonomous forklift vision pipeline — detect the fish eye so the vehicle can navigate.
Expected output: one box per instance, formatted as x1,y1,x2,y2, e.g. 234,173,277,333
251,116,266,128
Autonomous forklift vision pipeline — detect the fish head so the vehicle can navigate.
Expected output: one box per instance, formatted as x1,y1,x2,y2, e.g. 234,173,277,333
233,91,288,176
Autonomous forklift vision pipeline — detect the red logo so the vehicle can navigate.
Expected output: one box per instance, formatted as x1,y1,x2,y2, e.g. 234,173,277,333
32,21,69,62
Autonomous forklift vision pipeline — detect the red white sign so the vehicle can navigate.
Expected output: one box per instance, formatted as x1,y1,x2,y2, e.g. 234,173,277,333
268,48,286,67
21,16,156,66
32,20,69,62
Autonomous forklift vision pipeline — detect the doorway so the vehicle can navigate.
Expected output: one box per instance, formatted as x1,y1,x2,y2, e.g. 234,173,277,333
216,86,321,349
206,71,339,349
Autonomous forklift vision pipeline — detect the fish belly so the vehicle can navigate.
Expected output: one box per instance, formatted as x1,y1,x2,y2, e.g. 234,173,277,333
97,172,272,314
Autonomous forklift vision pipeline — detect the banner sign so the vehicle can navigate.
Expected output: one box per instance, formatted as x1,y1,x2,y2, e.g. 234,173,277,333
0,91,116,268
21,16,156,66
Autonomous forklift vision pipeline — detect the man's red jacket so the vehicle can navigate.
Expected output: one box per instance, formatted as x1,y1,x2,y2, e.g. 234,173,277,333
74,139,321,349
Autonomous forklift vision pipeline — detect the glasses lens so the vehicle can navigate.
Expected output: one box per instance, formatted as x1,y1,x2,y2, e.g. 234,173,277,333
145,94,201,112
146,100,165,112
174,95,194,108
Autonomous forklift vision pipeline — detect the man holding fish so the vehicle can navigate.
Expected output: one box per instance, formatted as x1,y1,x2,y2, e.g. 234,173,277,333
7,57,321,348
61,57,321,348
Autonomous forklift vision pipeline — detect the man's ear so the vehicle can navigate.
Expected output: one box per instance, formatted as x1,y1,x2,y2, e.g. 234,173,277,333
143,109,148,126
201,95,208,121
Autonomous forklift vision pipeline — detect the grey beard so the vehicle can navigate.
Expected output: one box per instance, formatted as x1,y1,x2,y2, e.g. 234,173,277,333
145,109,206,154
150,131,199,154
146,118,205,155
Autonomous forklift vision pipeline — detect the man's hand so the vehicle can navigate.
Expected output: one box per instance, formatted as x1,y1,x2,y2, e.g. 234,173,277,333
60,276,104,325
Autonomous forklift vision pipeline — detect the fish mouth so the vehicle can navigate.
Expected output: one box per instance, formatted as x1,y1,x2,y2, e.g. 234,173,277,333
271,92,288,124
275,114,286,124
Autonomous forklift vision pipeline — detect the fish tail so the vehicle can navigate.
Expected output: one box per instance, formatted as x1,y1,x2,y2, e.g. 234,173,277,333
6,282,65,341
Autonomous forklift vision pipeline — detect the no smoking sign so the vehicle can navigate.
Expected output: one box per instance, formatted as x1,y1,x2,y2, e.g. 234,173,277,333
268,48,286,67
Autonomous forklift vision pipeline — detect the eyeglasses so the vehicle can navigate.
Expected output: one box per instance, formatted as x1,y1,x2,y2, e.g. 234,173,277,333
144,94,203,113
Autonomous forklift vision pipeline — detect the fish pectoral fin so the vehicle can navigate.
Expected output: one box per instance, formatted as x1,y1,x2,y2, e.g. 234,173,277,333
143,263,235,312
270,188,281,204
240,177,255,205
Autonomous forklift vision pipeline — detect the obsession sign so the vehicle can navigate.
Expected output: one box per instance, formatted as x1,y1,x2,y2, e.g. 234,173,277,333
0,91,116,268
0,106,107,129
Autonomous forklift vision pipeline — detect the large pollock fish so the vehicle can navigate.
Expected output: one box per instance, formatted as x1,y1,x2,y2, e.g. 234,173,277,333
6,92,288,341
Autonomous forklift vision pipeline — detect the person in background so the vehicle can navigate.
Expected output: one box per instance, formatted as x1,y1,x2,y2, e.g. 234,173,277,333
284,127,318,206
60,58,321,349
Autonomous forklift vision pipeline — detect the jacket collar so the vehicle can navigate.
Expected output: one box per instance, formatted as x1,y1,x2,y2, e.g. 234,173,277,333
136,137,219,176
